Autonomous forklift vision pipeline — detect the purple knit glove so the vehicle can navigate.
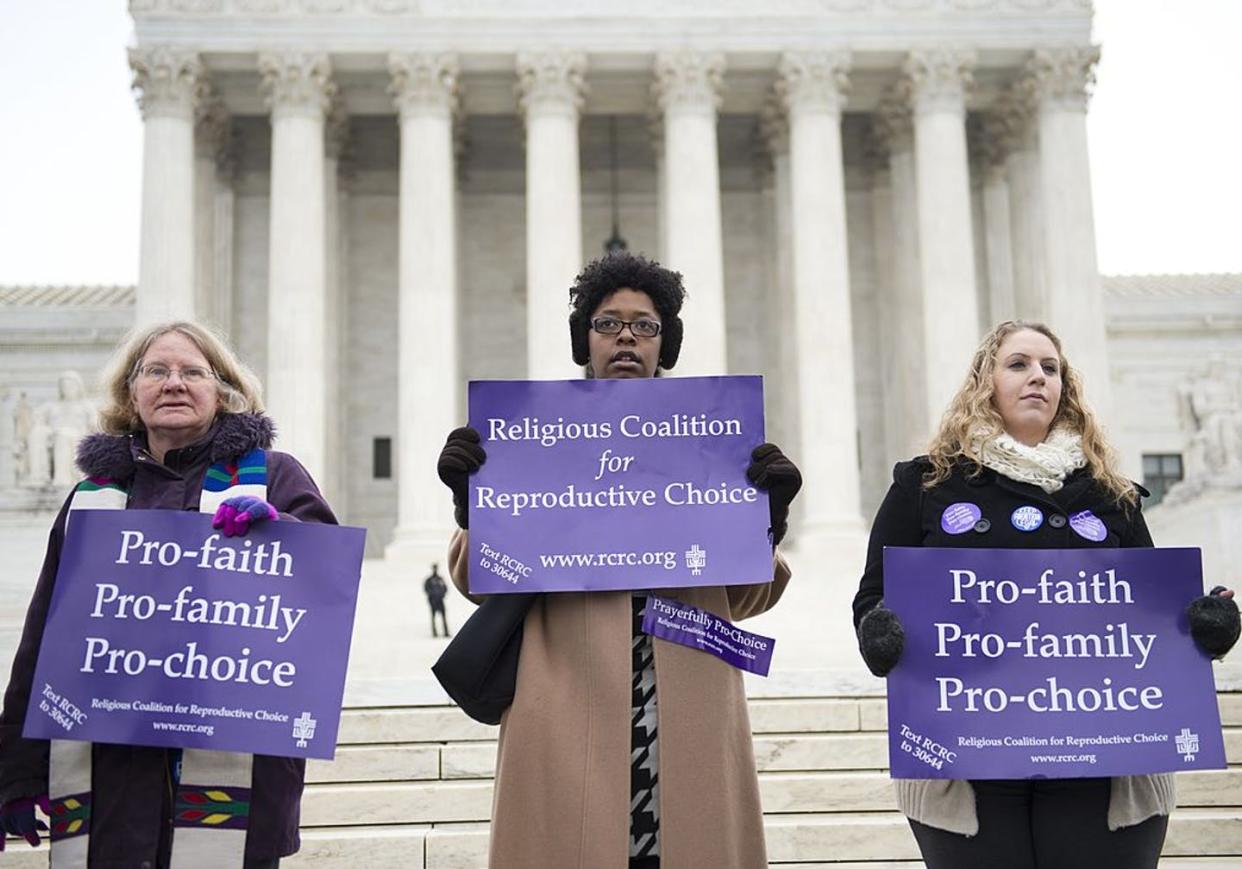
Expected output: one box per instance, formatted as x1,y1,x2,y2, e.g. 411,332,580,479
0,795,50,850
212,495,278,537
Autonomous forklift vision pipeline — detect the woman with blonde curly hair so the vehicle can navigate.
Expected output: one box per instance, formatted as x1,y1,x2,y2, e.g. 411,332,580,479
0,321,336,868
851,320,1238,869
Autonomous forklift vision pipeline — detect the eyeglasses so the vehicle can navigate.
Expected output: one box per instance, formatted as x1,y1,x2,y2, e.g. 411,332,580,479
590,316,662,338
134,364,215,385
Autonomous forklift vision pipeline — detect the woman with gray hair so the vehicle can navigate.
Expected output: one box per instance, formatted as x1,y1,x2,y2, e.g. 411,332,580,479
0,321,336,868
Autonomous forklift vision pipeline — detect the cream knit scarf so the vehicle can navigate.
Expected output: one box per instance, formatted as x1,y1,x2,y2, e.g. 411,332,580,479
970,427,1087,493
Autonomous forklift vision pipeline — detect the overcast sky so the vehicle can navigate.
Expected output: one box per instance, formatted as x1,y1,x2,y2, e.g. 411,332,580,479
0,0,1239,286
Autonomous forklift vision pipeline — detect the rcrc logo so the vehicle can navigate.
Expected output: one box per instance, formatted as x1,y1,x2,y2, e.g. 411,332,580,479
1175,728,1200,762
293,711,317,748
684,544,707,576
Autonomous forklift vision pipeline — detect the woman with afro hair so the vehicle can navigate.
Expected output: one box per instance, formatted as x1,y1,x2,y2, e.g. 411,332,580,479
436,251,802,868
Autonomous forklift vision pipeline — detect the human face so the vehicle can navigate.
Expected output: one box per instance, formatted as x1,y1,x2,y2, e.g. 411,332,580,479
131,331,221,458
587,287,663,379
990,329,1063,447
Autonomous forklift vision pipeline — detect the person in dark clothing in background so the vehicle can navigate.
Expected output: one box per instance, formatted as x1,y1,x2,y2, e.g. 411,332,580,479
424,563,450,637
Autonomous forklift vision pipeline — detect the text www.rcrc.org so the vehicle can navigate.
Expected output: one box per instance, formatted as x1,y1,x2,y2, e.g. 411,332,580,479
153,720,214,737
1030,753,1097,764
478,540,678,585
539,550,677,570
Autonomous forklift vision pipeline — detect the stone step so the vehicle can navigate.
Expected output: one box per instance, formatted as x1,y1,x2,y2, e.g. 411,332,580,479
311,728,1242,785
300,768,1242,828
8,807,1241,868
328,692,1242,746
286,807,1242,867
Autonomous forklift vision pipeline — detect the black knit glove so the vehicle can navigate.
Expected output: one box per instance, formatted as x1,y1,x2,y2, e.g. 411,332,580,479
437,427,486,530
1188,586,1240,660
746,443,802,546
858,604,905,677
0,795,49,850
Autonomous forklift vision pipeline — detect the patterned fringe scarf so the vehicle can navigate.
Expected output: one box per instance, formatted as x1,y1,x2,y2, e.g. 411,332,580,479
970,427,1087,493
48,449,267,869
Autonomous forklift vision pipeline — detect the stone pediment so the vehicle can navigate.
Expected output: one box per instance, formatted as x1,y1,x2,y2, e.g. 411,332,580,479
0,285,136,308
1103,273,1242,299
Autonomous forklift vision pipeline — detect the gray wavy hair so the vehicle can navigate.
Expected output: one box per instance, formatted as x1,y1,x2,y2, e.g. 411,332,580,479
98,321,265,435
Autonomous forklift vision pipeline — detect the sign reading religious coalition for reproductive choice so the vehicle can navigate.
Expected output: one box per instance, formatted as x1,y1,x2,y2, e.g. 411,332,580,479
466,376,772,594
23,510,366,760
884,547,1226,780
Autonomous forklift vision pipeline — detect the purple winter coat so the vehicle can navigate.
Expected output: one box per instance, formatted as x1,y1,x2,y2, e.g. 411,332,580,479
0,413,337,867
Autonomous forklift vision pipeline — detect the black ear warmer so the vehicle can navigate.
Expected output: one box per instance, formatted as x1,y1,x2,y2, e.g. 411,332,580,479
569,309,683,371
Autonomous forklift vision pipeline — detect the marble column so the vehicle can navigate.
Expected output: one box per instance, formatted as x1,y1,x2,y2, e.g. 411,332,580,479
1028,45,1113,418
647,114,669,263
975,113,1017,326
386,53,461,562
194,97,230,329
654,51,727,375
904,49,981,425
517,52,586,380
999,86,1048,322
874,94,929,458
212,133,238,339
130,47,204,326
259,52,335,483
865,128,898,467
759,104,799,473
321,101,350,512
777,51,862,536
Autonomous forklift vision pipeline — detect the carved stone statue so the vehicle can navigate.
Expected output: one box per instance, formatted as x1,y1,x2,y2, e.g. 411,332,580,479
1168,358,1242,505
20,371,97,489
0,388,15,490
13,391,32,488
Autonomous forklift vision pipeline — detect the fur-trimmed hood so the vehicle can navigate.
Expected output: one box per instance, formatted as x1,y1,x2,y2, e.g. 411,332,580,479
75,412,276,481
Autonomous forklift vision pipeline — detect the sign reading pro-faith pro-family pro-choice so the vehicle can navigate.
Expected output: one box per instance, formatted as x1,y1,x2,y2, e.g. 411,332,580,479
24,510,365,760
884,546,1226,780
466,376,772,594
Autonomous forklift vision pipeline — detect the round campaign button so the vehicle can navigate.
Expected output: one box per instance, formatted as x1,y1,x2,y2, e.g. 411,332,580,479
1011,505,1044,532
1048,513,1067,529
1069,509,1108,542
973,518,992,533
941,502,982,535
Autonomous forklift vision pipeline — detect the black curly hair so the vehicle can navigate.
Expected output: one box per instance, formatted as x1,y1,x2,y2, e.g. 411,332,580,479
568,251,686,370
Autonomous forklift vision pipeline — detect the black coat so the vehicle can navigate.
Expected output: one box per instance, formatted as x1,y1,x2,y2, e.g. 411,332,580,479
0,414,337,867
853,457,1152,627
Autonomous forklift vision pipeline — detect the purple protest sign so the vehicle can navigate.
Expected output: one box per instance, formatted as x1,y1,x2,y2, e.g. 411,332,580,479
884,547,1226,779
642,595,775,676
466,376,772,594
23,510,365,760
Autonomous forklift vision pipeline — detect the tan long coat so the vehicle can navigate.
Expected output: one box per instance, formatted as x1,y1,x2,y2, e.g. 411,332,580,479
449,530,791,869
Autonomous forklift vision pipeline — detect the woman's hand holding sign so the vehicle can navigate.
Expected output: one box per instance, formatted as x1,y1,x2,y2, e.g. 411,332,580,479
746,443,802,546
1187,585,1240,659
438,426,487,529
212,495,279,537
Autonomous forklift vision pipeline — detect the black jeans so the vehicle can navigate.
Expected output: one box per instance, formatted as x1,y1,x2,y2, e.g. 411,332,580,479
909,778,1167,869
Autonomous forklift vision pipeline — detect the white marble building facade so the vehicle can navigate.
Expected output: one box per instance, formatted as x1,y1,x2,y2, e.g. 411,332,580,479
13,0,1237,562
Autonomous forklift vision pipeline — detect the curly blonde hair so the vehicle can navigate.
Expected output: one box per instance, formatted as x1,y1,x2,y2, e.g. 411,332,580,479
98,321,265,435
924,320,1136,507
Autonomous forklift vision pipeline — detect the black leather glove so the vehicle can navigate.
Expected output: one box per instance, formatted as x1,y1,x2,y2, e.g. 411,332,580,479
1188,586,1240,660
437,427,486,530
858,603,905,677
746,443,802,546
